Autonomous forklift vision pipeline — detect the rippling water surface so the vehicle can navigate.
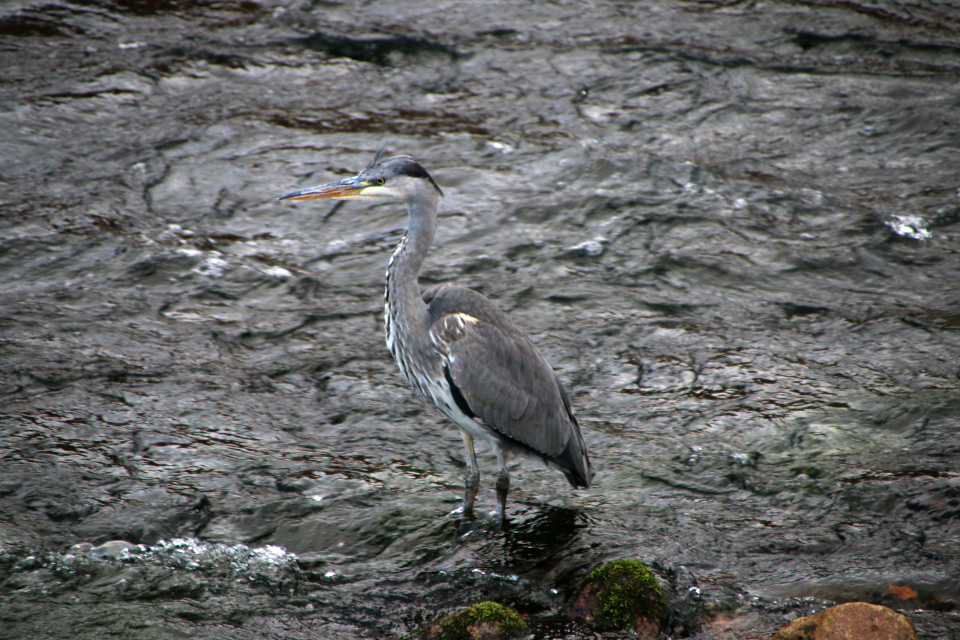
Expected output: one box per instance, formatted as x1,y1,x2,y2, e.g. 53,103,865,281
2,1,959,638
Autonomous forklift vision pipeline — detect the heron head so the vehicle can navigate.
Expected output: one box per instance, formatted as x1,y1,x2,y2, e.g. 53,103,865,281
278,150,443,203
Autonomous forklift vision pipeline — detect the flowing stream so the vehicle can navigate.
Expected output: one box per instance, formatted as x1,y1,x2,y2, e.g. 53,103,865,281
2,1,959,638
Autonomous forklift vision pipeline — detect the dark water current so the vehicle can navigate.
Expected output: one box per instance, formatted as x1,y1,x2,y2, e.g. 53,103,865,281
2,1,960,638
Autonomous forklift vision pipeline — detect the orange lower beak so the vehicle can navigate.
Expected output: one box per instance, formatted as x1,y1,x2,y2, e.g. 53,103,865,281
278,177,364,201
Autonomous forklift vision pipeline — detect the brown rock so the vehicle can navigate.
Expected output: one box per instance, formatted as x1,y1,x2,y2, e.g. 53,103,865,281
773,602,918,640
888,584,918,600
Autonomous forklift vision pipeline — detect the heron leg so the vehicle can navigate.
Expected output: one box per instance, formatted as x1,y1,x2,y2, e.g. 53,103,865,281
495,447,509,522
461,432,480,517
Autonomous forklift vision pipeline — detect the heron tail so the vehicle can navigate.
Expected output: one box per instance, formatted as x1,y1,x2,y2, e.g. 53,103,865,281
553,435,592,489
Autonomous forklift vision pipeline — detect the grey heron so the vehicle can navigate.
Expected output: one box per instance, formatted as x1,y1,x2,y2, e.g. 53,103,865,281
279,149,591,519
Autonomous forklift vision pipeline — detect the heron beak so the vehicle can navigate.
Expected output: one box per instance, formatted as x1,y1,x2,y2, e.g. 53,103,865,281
278,176,365,201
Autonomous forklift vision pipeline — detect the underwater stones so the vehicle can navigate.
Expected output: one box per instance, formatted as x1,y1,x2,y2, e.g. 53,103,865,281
562,559,666,637
90,540,136,559
416,601,529,640
773,602,918,640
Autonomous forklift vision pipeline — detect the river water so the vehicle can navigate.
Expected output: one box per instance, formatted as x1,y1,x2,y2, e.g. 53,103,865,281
2,1,959,638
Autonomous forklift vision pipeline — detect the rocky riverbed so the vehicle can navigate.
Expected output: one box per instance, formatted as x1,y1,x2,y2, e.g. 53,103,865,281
2,0,959,638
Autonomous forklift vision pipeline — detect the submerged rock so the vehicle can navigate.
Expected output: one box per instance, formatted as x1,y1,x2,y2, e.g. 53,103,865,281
416,601,529,640
90,540,136,559
773,602,918,640
562,559,666,636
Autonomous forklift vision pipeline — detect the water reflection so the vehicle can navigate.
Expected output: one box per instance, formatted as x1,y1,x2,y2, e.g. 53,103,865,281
500,505,587,567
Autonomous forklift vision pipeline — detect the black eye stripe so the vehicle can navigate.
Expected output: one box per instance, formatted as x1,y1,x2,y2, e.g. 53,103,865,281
362,156,443,197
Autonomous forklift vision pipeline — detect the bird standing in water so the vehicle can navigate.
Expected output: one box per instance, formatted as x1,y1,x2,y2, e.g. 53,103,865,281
279,149,591,519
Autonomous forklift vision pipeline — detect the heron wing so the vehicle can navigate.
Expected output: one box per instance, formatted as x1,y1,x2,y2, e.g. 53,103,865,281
425,287,571,457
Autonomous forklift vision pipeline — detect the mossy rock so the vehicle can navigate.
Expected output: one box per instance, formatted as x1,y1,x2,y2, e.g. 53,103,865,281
562,559,666,636
415,601,529,640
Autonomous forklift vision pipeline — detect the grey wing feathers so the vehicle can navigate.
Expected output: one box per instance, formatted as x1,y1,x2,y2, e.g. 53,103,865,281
425,285,577,458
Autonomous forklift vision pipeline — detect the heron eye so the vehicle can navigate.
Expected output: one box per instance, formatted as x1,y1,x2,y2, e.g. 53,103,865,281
376,178,385,185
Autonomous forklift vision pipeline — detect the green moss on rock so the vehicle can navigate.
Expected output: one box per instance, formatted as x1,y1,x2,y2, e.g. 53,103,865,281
562,559,666,634
416,601,529,640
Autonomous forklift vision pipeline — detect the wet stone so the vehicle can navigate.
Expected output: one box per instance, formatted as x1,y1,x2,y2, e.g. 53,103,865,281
562,559,666,637
563,238,606,258
276,476,315,493
13,555,41,572
416,601,529,640
67,542,94,555
773,602,919,640
90,540,136,559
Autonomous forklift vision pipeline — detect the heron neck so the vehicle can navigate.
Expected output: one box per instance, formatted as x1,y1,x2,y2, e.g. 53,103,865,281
386,196,437,323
